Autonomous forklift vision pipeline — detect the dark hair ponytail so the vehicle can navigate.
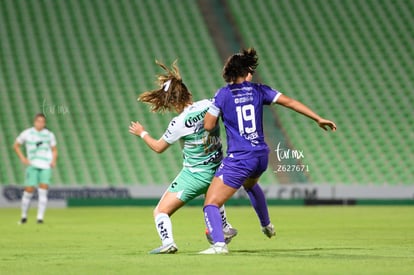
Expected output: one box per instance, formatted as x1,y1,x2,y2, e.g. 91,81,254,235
222,48,258,83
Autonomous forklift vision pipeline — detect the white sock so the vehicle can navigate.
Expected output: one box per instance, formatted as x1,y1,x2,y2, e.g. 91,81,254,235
219,205,232,231
154,213,174,246
21,191,33,219
37,189,48,220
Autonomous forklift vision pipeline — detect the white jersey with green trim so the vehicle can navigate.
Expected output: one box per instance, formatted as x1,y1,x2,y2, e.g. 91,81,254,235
16,127,56,169
163,99,223,173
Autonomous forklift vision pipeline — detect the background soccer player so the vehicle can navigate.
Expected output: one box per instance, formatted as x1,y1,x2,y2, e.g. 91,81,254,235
129,61,237,254
200,48,337,254
13,113,58,224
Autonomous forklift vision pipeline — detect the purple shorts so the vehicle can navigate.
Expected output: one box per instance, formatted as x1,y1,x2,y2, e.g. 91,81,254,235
215,155,269,189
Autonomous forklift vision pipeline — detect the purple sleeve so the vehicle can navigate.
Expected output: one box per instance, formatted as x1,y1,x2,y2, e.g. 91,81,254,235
260,84,281,105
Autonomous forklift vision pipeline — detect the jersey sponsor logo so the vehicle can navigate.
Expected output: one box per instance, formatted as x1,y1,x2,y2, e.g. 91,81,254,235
230,86,253,92
234,96,254,104
184,108,208,128
202,150,223,165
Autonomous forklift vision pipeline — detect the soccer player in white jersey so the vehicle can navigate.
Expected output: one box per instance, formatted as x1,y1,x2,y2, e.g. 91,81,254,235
13,113,58,224
129,61,237,254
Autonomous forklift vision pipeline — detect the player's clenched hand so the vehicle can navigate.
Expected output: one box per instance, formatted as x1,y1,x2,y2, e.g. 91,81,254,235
129,121,145,136
317,118,337,131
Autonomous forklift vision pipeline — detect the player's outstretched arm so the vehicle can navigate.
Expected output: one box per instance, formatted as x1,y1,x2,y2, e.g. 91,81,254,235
275,94,337,131
129,121,170,153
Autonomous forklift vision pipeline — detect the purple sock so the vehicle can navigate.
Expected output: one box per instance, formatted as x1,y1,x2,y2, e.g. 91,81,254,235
203,205,225,243
245,183,270,227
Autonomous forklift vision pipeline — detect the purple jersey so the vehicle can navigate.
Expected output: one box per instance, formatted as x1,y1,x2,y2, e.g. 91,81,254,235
208,81,281,159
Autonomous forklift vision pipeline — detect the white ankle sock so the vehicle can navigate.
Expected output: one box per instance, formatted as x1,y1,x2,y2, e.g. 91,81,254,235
21,191,33,219
154,213,174,246
37,189,48,220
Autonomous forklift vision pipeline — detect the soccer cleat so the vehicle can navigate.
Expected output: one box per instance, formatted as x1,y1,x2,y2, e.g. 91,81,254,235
199,242,228,254
205,227,238,245
262,223,276,238
149,243,178,254
37,219,44,224
18,218,27,225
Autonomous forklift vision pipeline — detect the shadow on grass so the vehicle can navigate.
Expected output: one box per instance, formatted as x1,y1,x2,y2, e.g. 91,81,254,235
138,248,412,260
226,247,412,260
233,247,368,254
183,247,414,260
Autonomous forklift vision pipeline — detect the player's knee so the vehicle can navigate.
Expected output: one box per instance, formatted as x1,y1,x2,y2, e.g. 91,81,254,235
153,207,161,217
25,187,35,193
39,183,49,190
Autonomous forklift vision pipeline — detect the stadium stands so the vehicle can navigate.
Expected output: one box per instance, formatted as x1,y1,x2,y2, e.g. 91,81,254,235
0,0,229,185
1,0,413,186
228,0,414,184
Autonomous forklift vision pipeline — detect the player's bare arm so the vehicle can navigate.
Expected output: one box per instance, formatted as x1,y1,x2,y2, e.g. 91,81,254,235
51,146,58,168
204,112,218,132
13,141,30,165
129,121,169,153
275,94,337,131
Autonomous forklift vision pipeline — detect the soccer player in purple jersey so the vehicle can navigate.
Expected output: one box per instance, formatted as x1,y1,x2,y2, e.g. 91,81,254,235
200,48,336,254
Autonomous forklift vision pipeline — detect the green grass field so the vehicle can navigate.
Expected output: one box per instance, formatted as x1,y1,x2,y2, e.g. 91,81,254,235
0,206,413,275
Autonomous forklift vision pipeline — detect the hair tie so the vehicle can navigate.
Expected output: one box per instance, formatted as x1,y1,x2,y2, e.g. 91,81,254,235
163,79,172,92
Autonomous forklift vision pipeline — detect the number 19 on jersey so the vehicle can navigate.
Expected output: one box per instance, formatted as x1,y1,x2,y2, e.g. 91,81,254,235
236,104,256,135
